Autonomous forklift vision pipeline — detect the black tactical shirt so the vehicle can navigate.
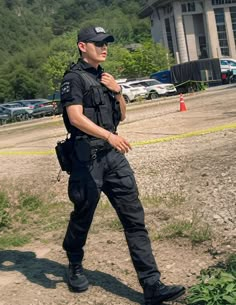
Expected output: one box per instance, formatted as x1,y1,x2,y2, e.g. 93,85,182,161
60,59,104,109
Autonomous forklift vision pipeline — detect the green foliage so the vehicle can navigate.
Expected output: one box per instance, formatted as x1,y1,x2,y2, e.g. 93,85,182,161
107,218,123,231
0,0,173,100
120,40,175,78
18,193,43,212
0,233,31,249
0,191,11,229
159,219,211,245
187,255,236,305
104,40,174,79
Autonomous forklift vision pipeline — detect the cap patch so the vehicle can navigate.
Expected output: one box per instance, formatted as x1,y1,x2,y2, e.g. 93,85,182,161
94,27,106,34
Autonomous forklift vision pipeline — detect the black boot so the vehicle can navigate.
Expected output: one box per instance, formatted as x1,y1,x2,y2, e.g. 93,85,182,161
144,280,185,305
67,263,89,292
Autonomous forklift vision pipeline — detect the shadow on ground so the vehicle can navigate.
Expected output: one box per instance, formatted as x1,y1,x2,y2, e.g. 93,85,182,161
0,250,144,303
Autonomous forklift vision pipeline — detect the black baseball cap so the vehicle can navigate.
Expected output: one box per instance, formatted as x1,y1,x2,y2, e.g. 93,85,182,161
77,26,114,43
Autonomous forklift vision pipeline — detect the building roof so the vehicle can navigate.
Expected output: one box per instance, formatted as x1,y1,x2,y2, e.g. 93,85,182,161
139,0,170,18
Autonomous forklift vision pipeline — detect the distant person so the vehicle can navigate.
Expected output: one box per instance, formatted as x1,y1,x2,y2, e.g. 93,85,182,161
59,25,185,305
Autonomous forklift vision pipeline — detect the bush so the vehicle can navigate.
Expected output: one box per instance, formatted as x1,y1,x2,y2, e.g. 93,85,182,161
187,255,236,305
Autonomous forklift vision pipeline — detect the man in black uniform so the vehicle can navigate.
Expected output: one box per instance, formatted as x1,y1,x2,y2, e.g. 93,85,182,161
60,26,185,305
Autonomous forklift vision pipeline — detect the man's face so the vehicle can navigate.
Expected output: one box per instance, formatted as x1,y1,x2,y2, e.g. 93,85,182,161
79,41,108,65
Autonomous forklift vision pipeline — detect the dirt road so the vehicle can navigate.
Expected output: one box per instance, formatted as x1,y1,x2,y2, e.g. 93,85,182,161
0,85,236,305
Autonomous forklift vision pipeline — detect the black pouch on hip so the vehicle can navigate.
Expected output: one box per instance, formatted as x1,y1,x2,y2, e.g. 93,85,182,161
74,138,91,162
55,137,74,174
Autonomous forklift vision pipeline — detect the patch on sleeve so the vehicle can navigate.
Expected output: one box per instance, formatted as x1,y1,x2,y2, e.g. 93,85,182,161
61,81,71,96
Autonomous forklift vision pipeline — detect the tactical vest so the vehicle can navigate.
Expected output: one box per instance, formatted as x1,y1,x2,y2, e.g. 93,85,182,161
62,63,121,138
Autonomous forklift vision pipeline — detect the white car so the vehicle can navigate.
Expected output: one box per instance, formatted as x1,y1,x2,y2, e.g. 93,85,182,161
127,79,177,99
119,83,147,103
220,57,236,74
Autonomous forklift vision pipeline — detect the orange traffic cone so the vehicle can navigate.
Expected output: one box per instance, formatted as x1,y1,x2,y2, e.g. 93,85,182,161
179,93,187,112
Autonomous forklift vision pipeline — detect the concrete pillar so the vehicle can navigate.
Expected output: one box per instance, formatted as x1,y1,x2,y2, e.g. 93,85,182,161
173,2,189,63
159,8,169,48
204,0,220,58
183,15,198,60
225,7,236,58
170,15,179,62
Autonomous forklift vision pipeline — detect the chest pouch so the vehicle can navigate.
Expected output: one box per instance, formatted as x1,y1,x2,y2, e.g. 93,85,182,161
89,86,113,129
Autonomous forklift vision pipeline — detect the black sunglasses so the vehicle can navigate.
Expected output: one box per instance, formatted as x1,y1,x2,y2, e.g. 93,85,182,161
87,41,108,48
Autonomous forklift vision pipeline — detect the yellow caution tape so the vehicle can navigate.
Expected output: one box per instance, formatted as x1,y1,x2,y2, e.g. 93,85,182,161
0,149,55,156
132,122,236,147
0,122,235,155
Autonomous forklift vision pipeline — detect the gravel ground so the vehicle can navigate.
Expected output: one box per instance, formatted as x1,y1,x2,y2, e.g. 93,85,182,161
0,85,235,305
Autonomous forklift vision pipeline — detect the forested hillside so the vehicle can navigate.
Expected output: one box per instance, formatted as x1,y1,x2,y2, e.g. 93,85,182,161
0,0,174,102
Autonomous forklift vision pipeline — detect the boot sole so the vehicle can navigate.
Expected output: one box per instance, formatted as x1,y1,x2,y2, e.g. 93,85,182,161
68,282,89,293
163,288,186,301
145,287,186,305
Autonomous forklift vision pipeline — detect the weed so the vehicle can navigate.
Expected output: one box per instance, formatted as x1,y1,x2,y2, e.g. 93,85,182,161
160,220,193,238
0,191,11,229
158,219,211,245
0,233,31,249
141,192,185,208
19,193,43,211
187,254,236,305
106,218,123,231
142,193,163,207
98,198,111,210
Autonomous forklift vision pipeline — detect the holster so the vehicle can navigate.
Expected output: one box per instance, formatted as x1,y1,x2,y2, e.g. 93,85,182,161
55,137,74,174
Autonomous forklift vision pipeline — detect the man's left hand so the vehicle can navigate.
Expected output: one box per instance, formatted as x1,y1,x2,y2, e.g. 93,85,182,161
101,73,121,93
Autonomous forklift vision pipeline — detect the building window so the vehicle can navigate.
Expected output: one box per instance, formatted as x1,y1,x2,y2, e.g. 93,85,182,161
163,4,173,15
181,2,196,13
214,8,229,56
212,0,236,5
230,6,236,46
199,36,208,59
165,18,174,55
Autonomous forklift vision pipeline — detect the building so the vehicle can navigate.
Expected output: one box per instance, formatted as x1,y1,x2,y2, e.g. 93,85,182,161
139,0,236,63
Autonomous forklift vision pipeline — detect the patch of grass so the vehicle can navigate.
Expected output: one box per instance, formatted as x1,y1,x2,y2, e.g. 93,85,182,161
106,218,123,231
160,220,193,238
19,193,43,211
165,192,186,207
187,254,236,305
157,219,211,245
141,192,186,208
142,194,163,207
0,191,11,229
15,193,44,224
0,233,31,249
98,198,111,210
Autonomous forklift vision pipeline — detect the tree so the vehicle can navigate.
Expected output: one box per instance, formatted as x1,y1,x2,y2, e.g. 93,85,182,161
8,66,38,99
104,40,175,79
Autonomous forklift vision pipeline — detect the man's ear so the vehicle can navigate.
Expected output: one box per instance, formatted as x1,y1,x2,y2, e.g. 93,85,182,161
78,42,86,53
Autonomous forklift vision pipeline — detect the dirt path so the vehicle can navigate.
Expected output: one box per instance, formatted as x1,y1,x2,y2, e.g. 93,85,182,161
0,85,236,305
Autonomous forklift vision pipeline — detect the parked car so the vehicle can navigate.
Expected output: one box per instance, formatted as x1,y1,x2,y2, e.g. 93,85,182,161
47,92,63,115
119,83,147,103
220,57,236,73
14,99,42,110
127,79,177,99
0,103,31,121
0,107,10,125
31,100,54,118
220,57,236,83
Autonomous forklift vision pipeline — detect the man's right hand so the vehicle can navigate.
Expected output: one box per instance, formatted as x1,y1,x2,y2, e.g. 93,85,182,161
107,133,132,154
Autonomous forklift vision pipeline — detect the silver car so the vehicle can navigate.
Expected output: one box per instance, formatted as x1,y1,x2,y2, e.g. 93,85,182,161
0,103,32,121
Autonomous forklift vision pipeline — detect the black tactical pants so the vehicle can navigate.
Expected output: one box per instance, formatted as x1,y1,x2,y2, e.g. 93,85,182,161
63,148,160,287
